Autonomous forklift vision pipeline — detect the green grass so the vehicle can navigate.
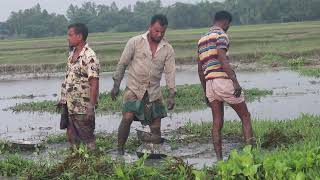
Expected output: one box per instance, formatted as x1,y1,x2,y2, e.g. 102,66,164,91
284,56,320,78
259,54,290,65
46,134,67,144
6,85,273,113
1,21,320,74
213,142,320,179
46,133,138,153
297,67,320,78
288,57,306,68
1,114,320,179
180,114,318,148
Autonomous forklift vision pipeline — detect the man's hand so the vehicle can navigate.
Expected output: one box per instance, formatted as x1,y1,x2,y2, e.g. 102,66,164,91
167,91,175,110
233,82,242,98
86,104,95,121
205,97,211,107
111,85,120,101
57,99,65,106
56,99,66,112
217,49,242,98
167,96,175,110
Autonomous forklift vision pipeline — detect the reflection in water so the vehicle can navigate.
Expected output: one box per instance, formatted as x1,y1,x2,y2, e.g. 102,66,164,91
0,70,320,141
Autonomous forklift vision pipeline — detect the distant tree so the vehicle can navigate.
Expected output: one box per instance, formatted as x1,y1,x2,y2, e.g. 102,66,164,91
67,2,97,25
3,0,320,38
6,4,67,38
0,22,10,35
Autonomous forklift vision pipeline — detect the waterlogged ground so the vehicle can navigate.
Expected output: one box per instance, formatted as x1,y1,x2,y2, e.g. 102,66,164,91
0,67,320,167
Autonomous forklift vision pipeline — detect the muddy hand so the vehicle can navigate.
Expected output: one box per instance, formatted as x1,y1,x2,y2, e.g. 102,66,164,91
233,82,242,98
86,105,95,121
167,96,175,110
55,100,64,112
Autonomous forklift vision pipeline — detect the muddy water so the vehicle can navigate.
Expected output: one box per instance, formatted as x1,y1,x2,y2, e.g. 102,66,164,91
1,67,319,168
0,68,320,142
107,138,240,169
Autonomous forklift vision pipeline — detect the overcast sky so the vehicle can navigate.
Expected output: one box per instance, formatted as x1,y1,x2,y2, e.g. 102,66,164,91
0,0,208,21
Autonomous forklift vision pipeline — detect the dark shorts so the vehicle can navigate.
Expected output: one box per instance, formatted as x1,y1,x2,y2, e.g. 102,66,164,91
67,114,95,144
123,89,167,126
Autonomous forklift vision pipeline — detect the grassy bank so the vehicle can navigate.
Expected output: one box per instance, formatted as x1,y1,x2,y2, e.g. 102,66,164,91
1,114,320,179
1,21,320,74
297,67,320,78
6,84,273,113
286,57,320,78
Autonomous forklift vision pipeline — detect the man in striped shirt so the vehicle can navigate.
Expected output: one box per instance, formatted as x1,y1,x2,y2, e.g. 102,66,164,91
197,11,254,160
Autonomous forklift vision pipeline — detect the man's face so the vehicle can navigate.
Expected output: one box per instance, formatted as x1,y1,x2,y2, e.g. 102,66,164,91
148,21,167,43
67,28,82,47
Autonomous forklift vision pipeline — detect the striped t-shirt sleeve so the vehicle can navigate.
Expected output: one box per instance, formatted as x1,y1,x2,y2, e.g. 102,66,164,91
216,34,229,51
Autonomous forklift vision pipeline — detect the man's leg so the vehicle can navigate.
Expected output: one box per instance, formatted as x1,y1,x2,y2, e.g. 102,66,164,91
210,100,224,160
149,118,162,143
117,112,134,155
86,116,96,151
229,102,254,144
67,115,96,150
150,118,161,136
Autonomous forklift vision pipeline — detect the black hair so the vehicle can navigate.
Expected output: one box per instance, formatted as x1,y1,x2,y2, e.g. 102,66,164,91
150,14,168,26
214,11,233,23
68,23,89,41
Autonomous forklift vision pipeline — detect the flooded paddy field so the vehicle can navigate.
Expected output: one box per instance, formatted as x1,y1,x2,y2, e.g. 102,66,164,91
0,68,319,140
0,67,319,170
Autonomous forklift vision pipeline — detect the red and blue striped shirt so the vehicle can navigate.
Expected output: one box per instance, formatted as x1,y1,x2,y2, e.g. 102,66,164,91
198,26,229,80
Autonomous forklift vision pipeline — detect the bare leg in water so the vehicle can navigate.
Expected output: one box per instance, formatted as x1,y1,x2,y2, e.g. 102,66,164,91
117,112,134,155
210,100,254,160
150,118,161,136
210,100,224,160
229,102,254,144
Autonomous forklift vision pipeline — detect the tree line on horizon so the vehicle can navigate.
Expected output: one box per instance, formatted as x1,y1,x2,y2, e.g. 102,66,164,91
0,0,319,38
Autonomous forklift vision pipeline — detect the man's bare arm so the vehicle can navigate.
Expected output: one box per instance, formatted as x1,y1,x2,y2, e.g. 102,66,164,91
197,57,206,94
217,49,242,97
89,78,99,107
197,57,210,106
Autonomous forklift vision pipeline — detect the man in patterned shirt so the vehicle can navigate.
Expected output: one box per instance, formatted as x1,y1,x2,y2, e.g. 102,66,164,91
59,23,100,150
197,11,254,160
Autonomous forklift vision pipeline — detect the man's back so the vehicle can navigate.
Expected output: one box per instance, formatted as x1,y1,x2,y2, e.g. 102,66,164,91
198,27,229,80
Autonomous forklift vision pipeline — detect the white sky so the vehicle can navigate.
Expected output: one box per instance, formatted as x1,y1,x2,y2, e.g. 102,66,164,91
0,0,210,21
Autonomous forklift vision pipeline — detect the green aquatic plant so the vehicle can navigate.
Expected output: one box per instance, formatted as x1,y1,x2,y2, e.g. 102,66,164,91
7,85,273,113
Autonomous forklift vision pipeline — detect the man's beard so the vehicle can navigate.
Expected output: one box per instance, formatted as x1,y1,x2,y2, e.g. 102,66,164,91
151,36,162,43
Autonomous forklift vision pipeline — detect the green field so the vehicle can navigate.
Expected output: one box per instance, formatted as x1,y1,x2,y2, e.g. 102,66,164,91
1,21,320,72
1,114,320,179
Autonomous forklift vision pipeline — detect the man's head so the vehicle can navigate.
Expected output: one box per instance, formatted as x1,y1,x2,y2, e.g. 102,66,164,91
213,11,232,32
148,14,168,43
67,23,88,47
